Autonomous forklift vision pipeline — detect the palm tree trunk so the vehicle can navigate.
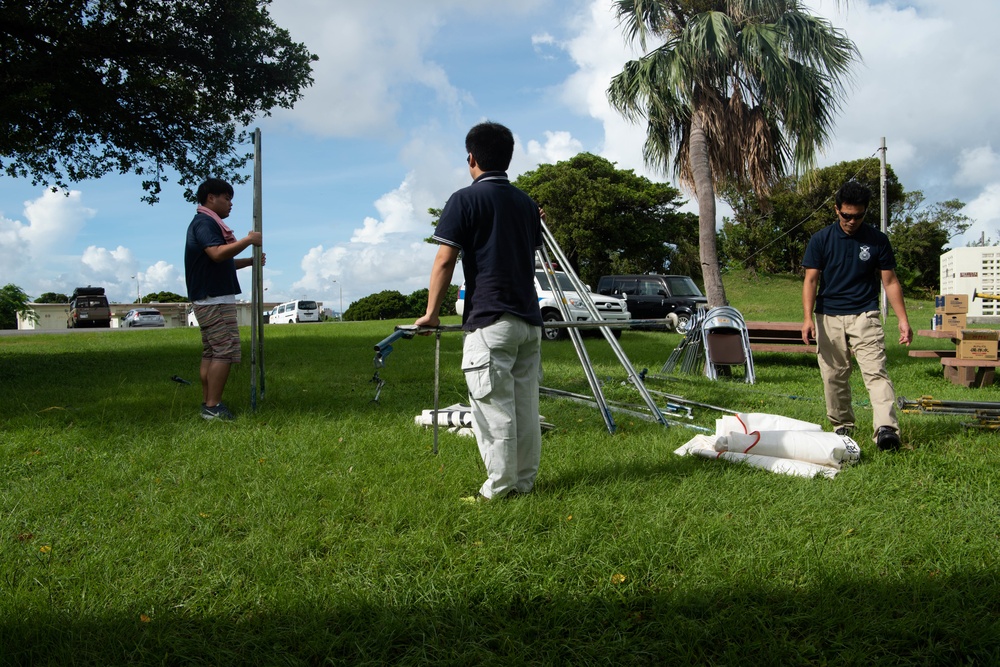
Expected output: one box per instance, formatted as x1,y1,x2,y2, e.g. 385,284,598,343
690,108,728,308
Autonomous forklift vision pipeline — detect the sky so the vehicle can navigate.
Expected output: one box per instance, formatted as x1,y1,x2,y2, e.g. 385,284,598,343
1,0,998,310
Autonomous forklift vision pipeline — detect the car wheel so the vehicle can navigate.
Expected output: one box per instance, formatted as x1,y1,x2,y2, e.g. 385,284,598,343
675,312,692,335
542,311,565,341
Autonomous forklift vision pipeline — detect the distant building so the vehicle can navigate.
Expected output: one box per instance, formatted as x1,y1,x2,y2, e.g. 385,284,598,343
940,247,1000,318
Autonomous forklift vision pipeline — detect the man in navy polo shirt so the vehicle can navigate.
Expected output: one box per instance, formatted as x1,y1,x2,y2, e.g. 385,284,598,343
416,121,544,501
801,180,912,451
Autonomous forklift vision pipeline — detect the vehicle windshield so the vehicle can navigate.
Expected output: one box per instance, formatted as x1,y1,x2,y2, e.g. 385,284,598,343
298,300,318,310
664,277,703,297
536,271,578,293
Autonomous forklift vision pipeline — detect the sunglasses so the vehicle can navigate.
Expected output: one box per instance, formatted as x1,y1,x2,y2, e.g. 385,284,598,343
838,209,866,222
467,154,472,165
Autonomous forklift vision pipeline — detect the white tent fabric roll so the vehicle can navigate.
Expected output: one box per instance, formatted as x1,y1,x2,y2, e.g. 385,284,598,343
714,430,860,468
674,436,839,479
716,412,824,435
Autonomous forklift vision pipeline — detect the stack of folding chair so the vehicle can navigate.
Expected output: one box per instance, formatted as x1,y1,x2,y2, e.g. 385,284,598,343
662,307,706,375
701,306,755,384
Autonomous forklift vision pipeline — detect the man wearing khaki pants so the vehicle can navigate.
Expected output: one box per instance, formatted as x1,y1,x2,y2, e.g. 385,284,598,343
801,181,913,451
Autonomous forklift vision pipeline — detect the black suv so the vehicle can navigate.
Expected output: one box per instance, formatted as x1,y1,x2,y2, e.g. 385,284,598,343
597,275,707,333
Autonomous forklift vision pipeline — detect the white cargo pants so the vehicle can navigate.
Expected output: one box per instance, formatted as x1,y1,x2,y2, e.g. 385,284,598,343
462,313,543,499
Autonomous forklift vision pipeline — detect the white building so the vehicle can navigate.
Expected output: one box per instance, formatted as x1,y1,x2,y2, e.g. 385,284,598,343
940,247,1000,318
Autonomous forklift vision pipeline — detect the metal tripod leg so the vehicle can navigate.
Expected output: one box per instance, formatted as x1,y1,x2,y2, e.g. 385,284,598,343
250,127,265,411
537,244,616,433
538,220,667,427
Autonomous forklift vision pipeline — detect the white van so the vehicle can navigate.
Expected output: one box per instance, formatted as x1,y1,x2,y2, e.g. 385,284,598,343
455,268,630,341
270,299,321,324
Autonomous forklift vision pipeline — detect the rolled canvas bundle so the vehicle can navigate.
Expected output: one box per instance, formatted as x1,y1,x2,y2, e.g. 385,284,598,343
675,412,861,479
714,430,860,468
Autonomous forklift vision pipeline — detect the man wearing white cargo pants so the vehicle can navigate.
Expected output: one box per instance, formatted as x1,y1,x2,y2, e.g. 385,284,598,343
462,315,542,498
416,121,545,500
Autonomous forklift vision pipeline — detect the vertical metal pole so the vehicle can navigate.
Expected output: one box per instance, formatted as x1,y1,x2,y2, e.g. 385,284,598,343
880,137,888,319
250,128,265,409
433,331,441,455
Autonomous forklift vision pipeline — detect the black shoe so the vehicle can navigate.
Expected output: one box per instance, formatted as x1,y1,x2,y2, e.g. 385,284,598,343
834,426,854,438
202,402,235,421
876,426,901,451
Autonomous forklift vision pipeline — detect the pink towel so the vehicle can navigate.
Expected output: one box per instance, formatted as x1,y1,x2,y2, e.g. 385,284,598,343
197,205,237,244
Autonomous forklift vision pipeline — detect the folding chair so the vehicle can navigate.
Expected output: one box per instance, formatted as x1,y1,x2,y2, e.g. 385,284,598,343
702,306,755,383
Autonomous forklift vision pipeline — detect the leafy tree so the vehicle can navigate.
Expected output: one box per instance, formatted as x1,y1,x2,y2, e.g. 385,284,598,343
1,1,316,203
719,158,903,274
513,153,699,286
607,0,859,306
343,290,410,321
406,285,460,317
888,193,971,295
0,284,34,329
141,291,188,303
36,292,69,303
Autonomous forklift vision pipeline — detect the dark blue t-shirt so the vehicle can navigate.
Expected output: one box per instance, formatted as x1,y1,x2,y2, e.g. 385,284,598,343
802,221,896,315
432,171,543,331
184,213,241,301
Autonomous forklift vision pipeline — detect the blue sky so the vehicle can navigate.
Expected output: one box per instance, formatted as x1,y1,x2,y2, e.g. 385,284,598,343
2,0,998,310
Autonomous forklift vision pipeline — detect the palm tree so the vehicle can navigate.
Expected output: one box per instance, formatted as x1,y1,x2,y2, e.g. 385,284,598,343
607,0,858,306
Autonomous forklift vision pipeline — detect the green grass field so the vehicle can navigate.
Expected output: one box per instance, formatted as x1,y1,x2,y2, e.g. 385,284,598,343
1,272,999,665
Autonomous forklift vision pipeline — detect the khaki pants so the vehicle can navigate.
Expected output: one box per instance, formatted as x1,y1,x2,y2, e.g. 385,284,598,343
816,311,898,438
461,314,543,499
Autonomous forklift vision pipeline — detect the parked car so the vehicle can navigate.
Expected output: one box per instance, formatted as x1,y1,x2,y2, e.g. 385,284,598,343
270,299,320,324
122,308,166,328
596,274,707,334
68,286,111,328
455,268,631,341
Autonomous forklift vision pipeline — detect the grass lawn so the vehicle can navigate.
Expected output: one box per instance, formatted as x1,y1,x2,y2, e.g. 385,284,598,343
1,271,999,665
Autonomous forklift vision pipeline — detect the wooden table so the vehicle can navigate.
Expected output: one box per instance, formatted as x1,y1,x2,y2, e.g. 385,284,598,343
913,329,1000,388
744,321,816,354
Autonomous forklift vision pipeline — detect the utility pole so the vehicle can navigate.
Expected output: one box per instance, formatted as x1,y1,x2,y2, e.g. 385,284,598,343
879,137,888,319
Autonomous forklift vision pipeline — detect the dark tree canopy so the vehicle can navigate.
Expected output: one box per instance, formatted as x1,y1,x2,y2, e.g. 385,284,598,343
720,158,904,275
513,153,699,286
36,292,69,303
141,291,188,303
0,0,316,202
343,290,411,322
0,283,33,329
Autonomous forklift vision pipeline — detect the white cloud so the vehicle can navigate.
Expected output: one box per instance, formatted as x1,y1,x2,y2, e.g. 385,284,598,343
955,146,1000,188
267,1,470,138
523,131,585,167
959,183,1000,246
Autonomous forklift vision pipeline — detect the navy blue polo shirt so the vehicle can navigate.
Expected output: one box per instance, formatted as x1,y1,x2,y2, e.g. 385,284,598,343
432,171,543,331
802,221,896,315
184,213,242,301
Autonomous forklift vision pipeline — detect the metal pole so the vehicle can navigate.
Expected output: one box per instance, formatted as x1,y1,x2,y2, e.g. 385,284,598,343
250,128,265,409
433,331,441,455
538,219,668,426
880,137,888,319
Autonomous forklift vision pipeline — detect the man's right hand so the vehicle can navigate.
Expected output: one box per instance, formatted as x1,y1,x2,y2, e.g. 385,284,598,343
415,314,440,329
246,231,262,246
801,320,815,345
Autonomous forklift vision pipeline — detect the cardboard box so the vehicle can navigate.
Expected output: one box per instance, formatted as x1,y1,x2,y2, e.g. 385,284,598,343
935,294,969,314
935,313,967,332
957,329,1000,342
957,339,998,360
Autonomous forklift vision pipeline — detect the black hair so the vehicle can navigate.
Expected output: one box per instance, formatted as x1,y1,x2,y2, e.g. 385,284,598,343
465,122,514,172
835,180,872,209
196,178,234,205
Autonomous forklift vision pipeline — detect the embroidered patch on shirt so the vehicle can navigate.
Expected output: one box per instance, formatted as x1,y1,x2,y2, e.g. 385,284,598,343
859,245,871,261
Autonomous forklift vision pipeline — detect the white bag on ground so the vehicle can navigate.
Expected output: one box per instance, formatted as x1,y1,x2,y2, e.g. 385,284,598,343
674,436,839,479
716,412,823,435
714,430,860,468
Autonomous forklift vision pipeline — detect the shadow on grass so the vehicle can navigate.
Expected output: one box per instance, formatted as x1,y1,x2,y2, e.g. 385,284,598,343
3,572,997,664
